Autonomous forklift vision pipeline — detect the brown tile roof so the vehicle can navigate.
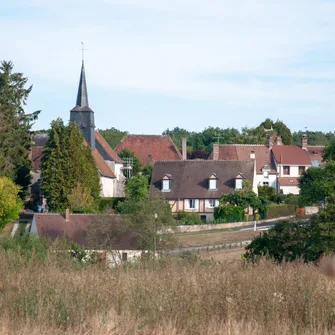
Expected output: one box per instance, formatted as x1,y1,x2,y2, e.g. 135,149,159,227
115,135,182,166
33,214,138,250
278,177,299,186
208,145,238,160
92,148,116,178
208,144,276,174
31,147,44,171
272,146,311,165
95,131,123,163
151,160,255,199
307,146,324,166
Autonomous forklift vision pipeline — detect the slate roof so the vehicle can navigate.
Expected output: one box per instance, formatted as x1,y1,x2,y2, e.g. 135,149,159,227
31,133,49,147
272,146,311,165
31,147,44,171
278,177,299,186
33,214,137,250
75,61,89,108
95,131,123,163
208,144,276,174
151,160,255,199
115,135,182,166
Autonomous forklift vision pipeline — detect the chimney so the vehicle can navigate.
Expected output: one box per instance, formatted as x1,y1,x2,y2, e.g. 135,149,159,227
276,135,283,146
301,134,308,150
250,150,255,160
213,143,219,160
65,209,70,222
266,134,274,149
182,137,187,160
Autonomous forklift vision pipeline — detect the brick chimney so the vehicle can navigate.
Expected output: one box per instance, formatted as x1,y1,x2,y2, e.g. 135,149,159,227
266,134,274,149
301,134,308,150
276,135,283,146
182,137,187,160
65,209,70,222
213,143,219,160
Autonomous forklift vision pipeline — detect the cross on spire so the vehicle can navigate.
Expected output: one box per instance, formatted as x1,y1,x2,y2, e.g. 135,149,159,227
79,42,87,61
214,132,222,144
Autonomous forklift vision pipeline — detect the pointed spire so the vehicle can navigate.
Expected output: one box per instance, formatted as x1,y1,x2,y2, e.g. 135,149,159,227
76,61,89,107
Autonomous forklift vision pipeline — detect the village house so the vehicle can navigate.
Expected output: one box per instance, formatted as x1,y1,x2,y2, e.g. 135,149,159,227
151,159,257,222
30,211,141,265
114,134,182,167
208,134,324,195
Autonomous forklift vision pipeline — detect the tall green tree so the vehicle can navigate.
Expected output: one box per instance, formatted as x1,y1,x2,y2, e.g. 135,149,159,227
0,177,22,231
98,127,128,149
299,162,335,205
0,61,40,197
41,119,100,212
120,188,177,253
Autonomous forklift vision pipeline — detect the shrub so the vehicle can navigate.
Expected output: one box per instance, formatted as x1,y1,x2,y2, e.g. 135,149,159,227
174,211,202,225
258,185,275,199
98,197,125,212
214,205,244,222
266,204,296,219
284,194,304,207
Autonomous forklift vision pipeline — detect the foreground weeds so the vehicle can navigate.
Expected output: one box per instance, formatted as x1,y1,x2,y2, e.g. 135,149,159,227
0,249,335,334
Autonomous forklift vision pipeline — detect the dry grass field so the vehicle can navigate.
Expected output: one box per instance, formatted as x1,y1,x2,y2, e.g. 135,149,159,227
1,247,335,334
177,229,262,248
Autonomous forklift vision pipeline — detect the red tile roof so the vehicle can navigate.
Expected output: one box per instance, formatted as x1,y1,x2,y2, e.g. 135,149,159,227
278,177,299,186
208,145,238,160
208,144,276,174
91,149,116,178
115,135,182,166
272,146,311,165
31,147,44,171
33,214,137,249
95,131,123,163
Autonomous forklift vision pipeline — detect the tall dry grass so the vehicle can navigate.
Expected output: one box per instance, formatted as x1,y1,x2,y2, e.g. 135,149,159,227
0,249,335,334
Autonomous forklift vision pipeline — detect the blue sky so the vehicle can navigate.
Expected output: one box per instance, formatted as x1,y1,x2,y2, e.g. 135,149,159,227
1,0,335,134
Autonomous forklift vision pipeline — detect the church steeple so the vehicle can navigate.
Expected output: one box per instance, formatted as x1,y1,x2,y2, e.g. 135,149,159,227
76,61,89,107
70,61,95,149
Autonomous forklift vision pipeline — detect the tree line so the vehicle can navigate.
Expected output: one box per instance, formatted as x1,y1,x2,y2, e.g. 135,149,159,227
100,119,335,158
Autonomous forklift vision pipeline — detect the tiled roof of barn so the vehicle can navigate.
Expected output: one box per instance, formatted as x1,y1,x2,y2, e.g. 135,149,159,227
208,144,276,174
33,214,137,250
115,135,182,166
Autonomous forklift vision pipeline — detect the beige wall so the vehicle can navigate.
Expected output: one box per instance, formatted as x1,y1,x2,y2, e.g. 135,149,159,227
168,199,216,214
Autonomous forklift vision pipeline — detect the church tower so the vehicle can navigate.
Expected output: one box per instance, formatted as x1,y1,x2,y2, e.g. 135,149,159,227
70,61,95,148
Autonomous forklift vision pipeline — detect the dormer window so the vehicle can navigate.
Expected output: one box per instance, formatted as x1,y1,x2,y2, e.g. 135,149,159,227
235,173,245,190
262,165,270,179
162,174,171,192
209,173,218,190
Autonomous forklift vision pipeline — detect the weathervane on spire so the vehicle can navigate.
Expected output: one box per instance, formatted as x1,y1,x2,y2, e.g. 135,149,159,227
79,42,87,61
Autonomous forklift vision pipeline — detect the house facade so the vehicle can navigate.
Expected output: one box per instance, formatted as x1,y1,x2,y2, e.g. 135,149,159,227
208,134,324,195
30,211,141,265
151,160,257,221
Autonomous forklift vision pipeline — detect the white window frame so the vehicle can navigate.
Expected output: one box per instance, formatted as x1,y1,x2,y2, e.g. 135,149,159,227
162,179,170,192
185,199,199,210
235,179,243,190
209,179,217,190
209,199,217,208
